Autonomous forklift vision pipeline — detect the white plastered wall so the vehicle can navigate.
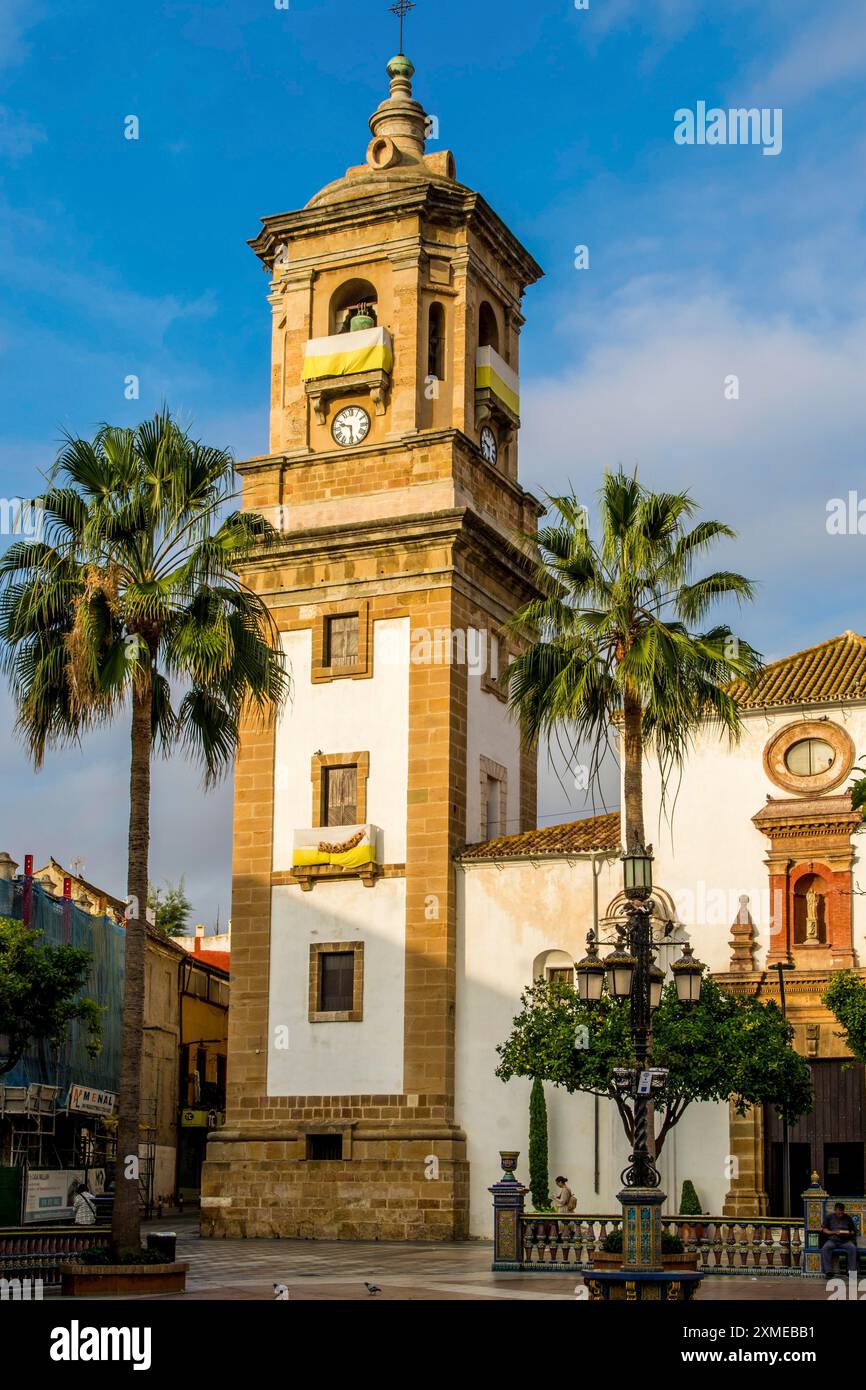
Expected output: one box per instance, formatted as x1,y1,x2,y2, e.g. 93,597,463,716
456,854,625,1236
267,617,411,1095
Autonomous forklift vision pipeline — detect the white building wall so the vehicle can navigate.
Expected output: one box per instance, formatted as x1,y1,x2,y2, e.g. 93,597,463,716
268,878,406,1095
271,618,411,871
629,701,866,1213
466,648,522,842
456,854,624,1236
266,616,411,1097
640,704,866,974
455,792,777,1228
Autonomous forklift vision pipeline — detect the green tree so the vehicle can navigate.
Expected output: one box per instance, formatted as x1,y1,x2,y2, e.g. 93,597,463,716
528,1076,550,1210
823,970,866,1065
496,976,812,1156
148,878,192,938
0,411,290,1256
0,918,102,1076
505,471,762,843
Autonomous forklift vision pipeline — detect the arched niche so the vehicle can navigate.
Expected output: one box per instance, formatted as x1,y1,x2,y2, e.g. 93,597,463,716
427,301,445,381
532,948,574,983
792,868,830,945
477,300,499,353
329,278,378,335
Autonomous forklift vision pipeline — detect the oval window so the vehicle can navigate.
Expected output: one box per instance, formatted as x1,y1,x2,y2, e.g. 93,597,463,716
784,737,836,777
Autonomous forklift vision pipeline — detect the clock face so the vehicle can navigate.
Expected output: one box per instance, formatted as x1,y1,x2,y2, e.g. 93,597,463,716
480,425,498,465
332,405,371,447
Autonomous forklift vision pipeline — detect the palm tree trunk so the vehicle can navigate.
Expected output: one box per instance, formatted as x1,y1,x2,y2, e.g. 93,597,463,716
622,687,645,848
111,667,152,1255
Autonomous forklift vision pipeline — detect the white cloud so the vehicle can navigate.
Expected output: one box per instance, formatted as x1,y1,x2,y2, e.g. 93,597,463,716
0,687,232,928
0,0,43,70
521,276,866,656
758,8,866,103
0,106,46,160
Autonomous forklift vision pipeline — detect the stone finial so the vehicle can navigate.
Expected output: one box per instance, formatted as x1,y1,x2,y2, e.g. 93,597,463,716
367,55,428,169
728,894,757,973
0,852,19,882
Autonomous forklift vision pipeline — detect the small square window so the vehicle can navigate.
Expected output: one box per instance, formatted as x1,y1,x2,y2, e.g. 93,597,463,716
547,967,574,985
325,615,359,668
309,941,364,1022
306,1134,343,1160
319,951,355,1012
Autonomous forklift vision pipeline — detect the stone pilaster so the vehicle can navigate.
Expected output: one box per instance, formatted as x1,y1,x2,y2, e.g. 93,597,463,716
723,1100,769,1217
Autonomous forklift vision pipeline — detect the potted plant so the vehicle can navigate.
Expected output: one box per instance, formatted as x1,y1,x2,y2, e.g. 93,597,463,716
591,1228,697,1271
59,1244,188,1297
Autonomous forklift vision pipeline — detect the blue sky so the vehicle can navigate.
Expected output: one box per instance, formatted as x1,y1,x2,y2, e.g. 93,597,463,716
1,0,865,924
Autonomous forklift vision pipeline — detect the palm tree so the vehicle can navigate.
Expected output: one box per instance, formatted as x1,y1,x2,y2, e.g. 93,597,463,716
0,411,290,1255
506,469,762,845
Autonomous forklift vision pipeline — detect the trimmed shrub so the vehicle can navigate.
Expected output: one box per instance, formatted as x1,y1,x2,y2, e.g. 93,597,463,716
679,1179,702,1216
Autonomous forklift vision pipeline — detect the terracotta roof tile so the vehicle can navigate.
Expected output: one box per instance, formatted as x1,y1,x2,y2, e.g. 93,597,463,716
459,811,620,860
728,631,866,710
192,947,230,975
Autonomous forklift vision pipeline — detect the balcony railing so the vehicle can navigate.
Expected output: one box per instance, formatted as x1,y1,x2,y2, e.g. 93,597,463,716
518,1213,805,1275
291,824,379,891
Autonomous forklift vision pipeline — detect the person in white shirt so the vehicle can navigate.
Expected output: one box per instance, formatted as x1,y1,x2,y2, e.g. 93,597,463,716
551,1176,575,1214
72,1183,97,1225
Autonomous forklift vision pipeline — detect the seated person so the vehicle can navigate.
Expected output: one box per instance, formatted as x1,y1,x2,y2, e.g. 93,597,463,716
820,1202,859,1276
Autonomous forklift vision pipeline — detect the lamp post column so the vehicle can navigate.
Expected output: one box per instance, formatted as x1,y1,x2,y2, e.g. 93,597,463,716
618,900,665,1272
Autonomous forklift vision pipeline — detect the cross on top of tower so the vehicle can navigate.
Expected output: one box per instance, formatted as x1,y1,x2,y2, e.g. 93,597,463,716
388,0,415,55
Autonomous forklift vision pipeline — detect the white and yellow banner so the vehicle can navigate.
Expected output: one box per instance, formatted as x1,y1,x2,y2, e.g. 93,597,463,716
292,824,376,870
475,345,519,415
302,327,393,382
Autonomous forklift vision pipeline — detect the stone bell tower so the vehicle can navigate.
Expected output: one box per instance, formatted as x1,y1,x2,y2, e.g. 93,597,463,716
201,52,544,1240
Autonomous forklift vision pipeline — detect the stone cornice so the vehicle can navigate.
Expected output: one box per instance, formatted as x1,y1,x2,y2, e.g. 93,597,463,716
240,506,543,605
714,967,866,997
249,182,543,293
237,430,546,517
752,794,861,841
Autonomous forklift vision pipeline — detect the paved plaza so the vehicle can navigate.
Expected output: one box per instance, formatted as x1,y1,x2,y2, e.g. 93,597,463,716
53,1216,834,1301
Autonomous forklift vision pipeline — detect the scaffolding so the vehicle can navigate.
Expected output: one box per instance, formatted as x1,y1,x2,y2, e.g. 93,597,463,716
138,1099,158,1217
0,1084,61,1169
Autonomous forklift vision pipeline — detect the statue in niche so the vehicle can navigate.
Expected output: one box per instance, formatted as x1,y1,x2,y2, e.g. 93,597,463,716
805,886,821,941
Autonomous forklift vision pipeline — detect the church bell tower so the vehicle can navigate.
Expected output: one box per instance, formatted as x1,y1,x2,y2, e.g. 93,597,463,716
201,47,543,1240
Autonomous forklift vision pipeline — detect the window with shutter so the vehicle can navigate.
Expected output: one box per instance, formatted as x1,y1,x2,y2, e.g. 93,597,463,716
325,614,359,668
485,775,501,838
547,967,574,985
319,952,355,1011
323,766,358,826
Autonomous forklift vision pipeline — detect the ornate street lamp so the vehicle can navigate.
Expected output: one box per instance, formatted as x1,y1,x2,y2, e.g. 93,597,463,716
671,942,705,1004
575,933,606,1004
576,836,704,1300
622,839,653,901
648,957,665,1011
604,940,637,1000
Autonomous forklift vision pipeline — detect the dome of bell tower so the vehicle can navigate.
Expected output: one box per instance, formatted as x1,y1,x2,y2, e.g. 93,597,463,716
305,56,457,210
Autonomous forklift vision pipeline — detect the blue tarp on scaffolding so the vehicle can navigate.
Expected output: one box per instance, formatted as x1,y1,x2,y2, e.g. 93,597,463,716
0,878,124,1102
